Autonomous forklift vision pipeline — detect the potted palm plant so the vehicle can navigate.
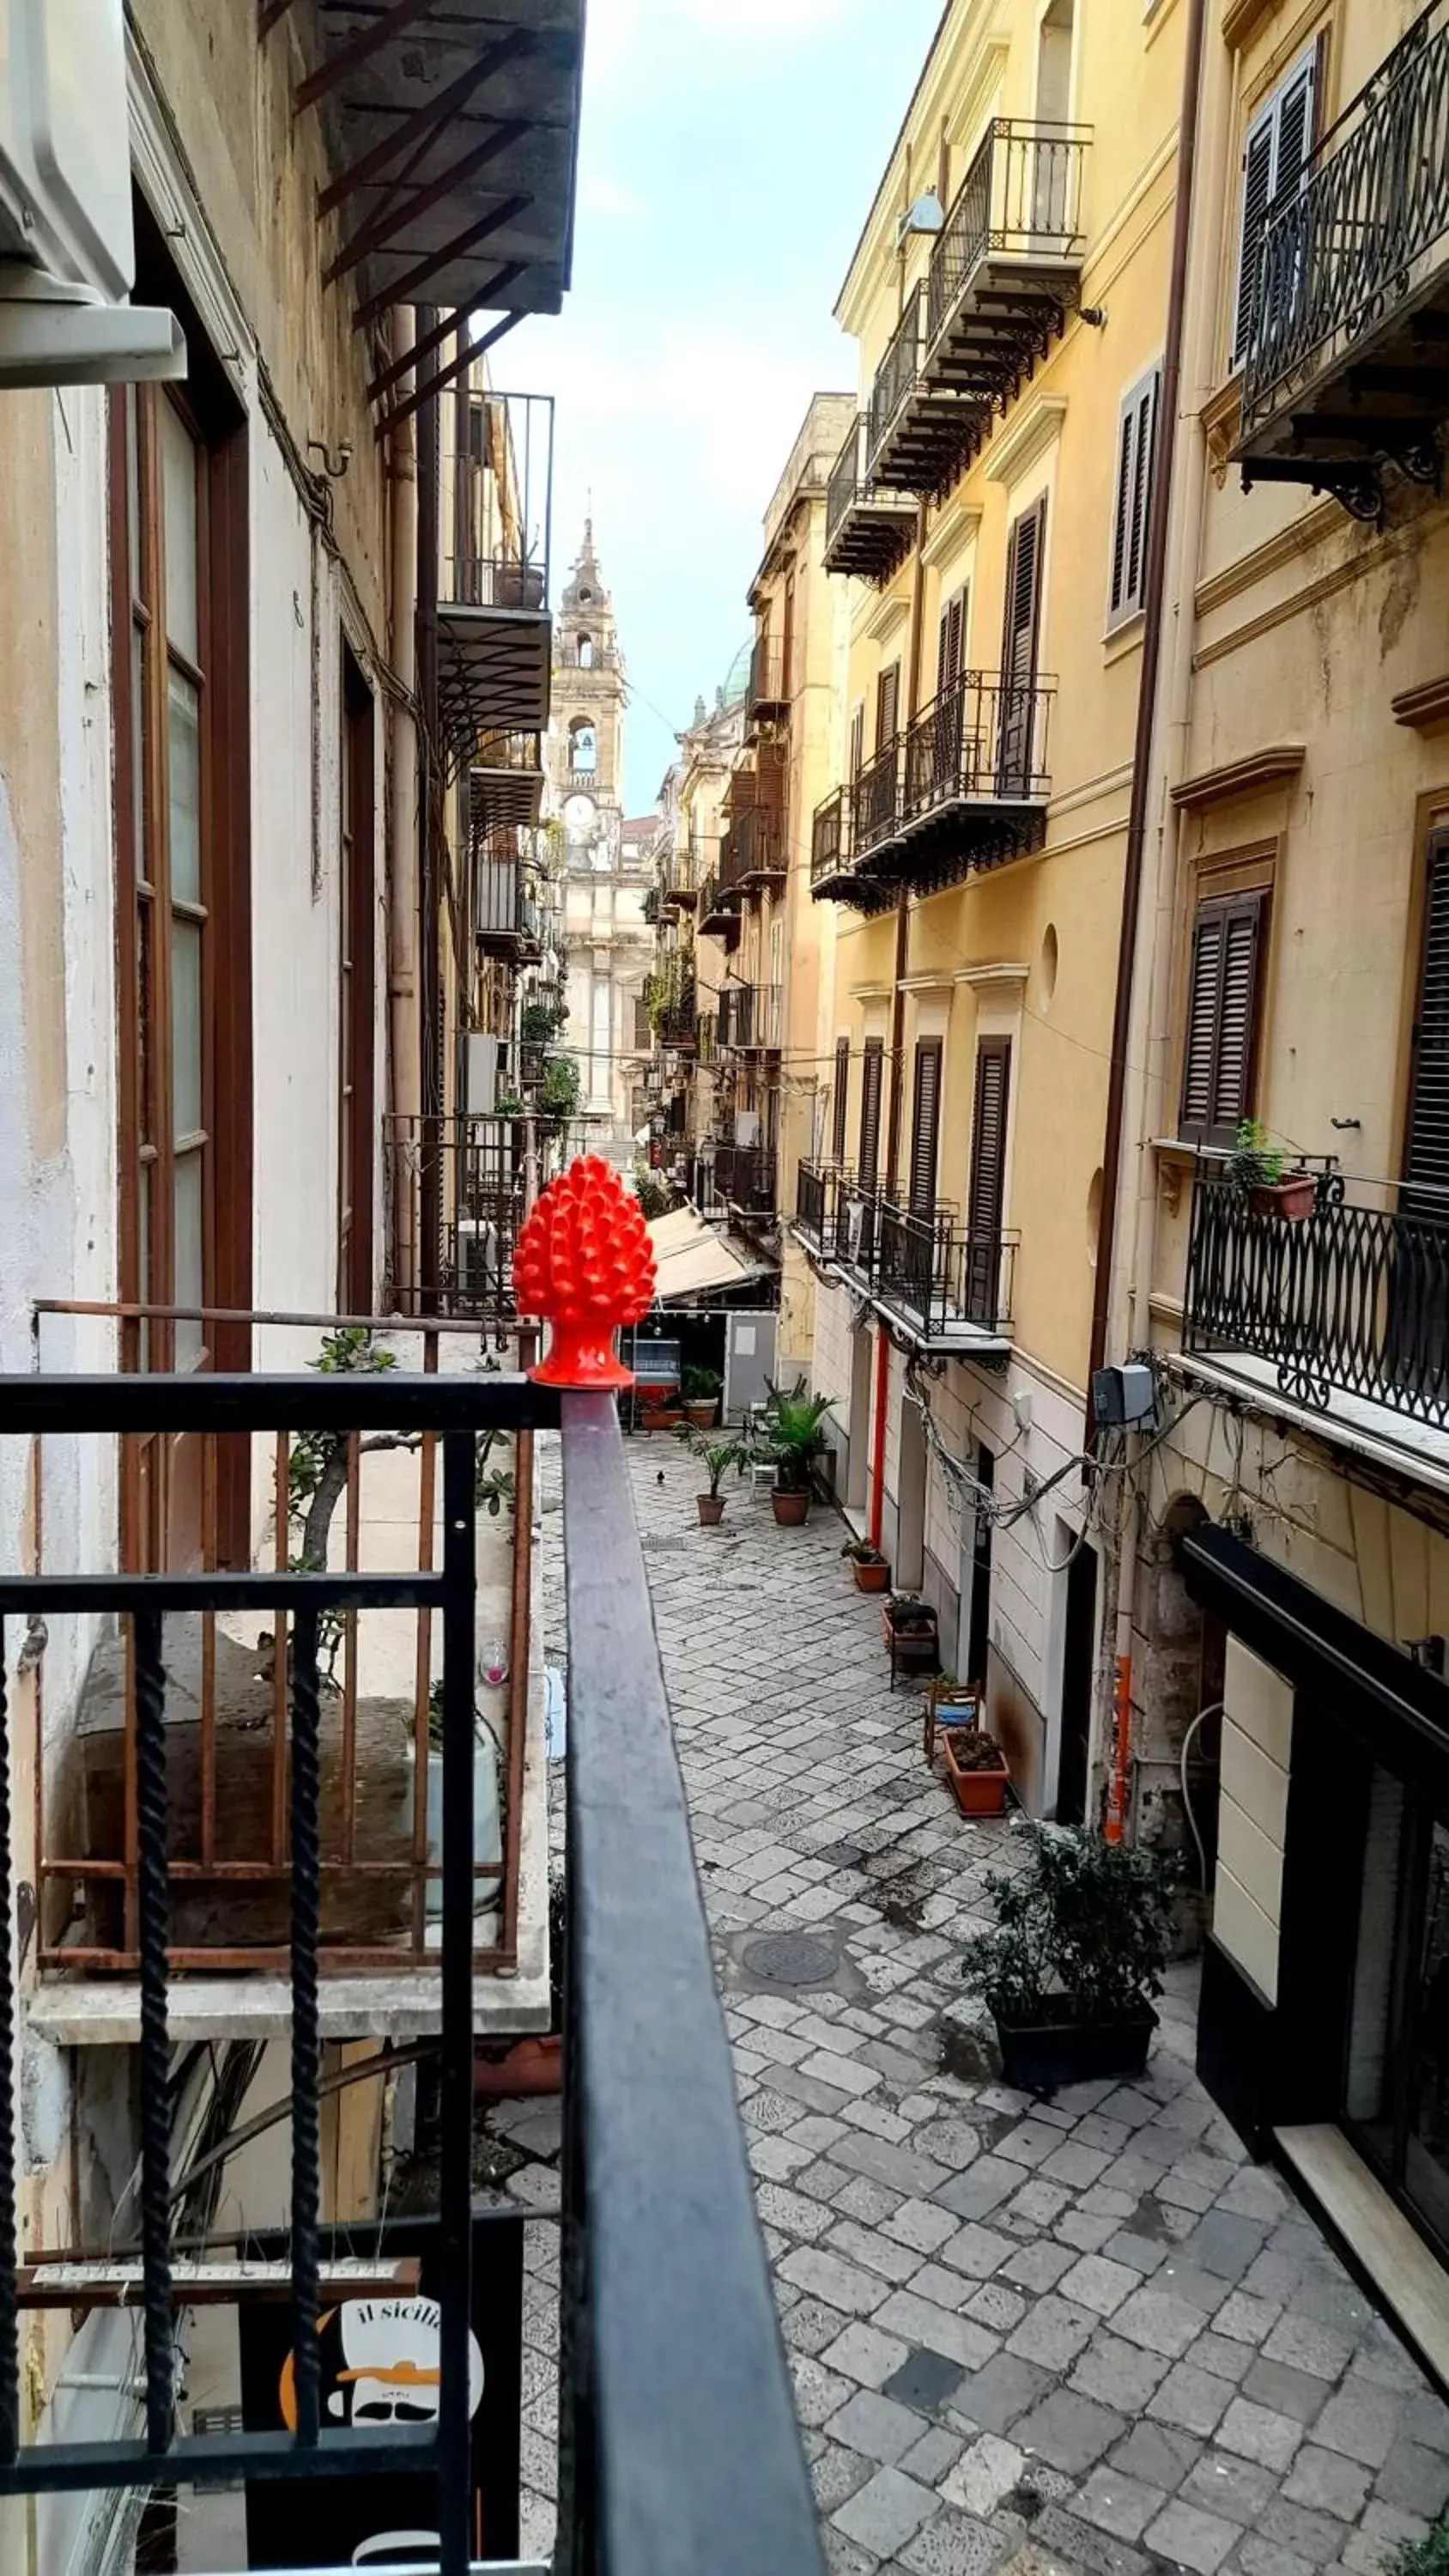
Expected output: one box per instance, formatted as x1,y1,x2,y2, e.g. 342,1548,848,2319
841,1538,891,1594
761,1379,834,1526
680,1364,724,1431
961,1823,1179,2093
675,1423,746,1525
1230,1118,1317,1221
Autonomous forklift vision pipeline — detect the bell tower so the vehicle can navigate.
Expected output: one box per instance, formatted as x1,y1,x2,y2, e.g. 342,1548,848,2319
547,520,624,854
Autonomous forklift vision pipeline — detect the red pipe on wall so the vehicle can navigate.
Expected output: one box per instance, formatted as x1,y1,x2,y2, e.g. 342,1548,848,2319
868,1324,890,1554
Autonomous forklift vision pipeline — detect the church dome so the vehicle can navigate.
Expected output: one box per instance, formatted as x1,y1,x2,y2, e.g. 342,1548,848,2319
719,639,754,712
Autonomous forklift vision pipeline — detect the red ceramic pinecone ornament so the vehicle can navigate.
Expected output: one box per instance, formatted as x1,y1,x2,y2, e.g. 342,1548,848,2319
515,1156,657,1389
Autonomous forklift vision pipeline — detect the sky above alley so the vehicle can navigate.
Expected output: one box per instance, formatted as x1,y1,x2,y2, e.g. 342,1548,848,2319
510,0,947,812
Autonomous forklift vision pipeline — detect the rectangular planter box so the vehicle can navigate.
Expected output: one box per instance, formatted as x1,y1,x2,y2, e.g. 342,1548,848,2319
995,2005,1157,2096
939,1723,1009,1817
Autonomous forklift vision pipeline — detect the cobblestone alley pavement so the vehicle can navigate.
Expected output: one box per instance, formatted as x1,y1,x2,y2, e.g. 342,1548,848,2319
504,1430,1449,2575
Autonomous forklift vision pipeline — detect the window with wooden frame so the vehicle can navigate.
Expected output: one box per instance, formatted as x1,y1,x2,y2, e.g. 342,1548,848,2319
848,702,865,781
875,660,900,755
858,1037,884,1190
1231,38,1323,372
909,1039,943,1218
999,497,1046,791
1107,364,1161,629
1178,891,1267,1146
1404,828,1449,1197
110,206,252,1569
832,1037,851,1165
937,586,967,698
965,1038,1011,1325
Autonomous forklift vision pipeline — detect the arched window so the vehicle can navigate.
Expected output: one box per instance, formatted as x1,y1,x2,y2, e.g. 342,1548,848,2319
577,634,594,667
570,720,597,776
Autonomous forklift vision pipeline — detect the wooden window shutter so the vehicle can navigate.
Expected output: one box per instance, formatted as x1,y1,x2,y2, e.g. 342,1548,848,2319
832,1036,851,1165
1233,43,1320,368
937,589,966,696
1179,892,1265,1147
909,1039,943,1218
848,702,865,780
1405,831,1449,1194
1000,499,1046,691
968,1040,1011,1244
858,1037,884,1189
782,573,796,697
1109,367,1161,625
875,660,900,752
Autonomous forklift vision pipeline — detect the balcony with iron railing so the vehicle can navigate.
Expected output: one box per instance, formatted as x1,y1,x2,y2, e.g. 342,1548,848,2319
696,870,741,949
384,1110,536,1320
823,412,919,581
797,1171,1016,1347
0,1371,824,2574
747,632,792,725
869,124,1089,499
852,734,906,872
712,1143,779,1221
717,981,783,1053
875,666,1056,895
731,805,787,891
658,981,699,1050
1236,0,1449,514
1184,1166,1449,1455
476,848,544,953
471,733,545,835
439,390,555,748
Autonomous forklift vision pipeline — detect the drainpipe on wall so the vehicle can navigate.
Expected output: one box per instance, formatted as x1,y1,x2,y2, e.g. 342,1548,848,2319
388,306,421,1303
873,498,931,1552
1092,0,1211,1842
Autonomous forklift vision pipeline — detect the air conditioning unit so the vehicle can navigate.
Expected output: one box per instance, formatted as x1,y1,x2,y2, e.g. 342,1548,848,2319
0,1,185,386
456,1219,501,1306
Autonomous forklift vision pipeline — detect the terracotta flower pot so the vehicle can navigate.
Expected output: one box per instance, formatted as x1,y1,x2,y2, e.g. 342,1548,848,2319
772,1490,810,1527
685,1401,718,1431
697,1493,725,1527
852,1558,890,1593
473,2034,562,2100
939,1722,1009,1817
640,1406,682,1431
1249,1174,1318,1222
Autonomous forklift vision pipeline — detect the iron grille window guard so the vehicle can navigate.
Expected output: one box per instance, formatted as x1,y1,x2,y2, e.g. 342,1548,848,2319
0,1380,823,2576
926,120,1090,348
811,787,851,884
1242,2,1449,440
1185,1168,1449,1425
869,283,926,467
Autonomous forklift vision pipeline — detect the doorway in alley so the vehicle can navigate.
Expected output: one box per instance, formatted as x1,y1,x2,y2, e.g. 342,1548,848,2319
962,1442,994,1690
1056,1537,1097,1824
847,1321,874,1511
897,1391,927,1591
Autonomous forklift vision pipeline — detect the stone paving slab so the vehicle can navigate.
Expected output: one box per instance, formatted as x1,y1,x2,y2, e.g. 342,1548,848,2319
509,1434,1449,2574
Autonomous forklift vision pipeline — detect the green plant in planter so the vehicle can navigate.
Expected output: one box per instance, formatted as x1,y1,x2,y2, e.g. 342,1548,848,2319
961,1823,1179,2028
886,1592,937,1632
841,1538,888,1566
539,1054,581,1121
760,1376,834,1492
680,1364,724,1406
1385,2522,1449,2573
1228,1117,1285,1196
673,1422,746,1498
494,1087,527,1117
634,1168,676,1220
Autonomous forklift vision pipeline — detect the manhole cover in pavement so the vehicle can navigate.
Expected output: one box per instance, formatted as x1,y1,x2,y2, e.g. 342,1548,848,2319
741,1931,838,1989
640,1534,688,1552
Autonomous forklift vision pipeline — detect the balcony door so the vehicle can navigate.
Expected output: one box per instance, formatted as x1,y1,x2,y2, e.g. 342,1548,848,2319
337,649,377,1315
1391,826,1449,1396
112,349,252,1570
998,499,1045,796
966,1039,1010,1325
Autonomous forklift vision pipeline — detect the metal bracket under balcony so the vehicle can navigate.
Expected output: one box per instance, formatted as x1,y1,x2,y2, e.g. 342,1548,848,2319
470,743,543,835
864,671,1052,896
439,586,550,755
870,283,990,499
1234,2,1449,521
923,121,1088,433
823,416,919,581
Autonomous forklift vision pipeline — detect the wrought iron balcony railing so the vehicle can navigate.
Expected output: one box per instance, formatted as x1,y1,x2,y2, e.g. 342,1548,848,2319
732,805,786,889
717,982,782,1052
858,667,1056,895
658,986,699,1049
926,119,1090,347
384,1110,535,1320
1185,1168,1449,1430
827,1188,1017,1341
869,282,931,473
1240,2,1449,478
811,787,850,887
0,1376,824,2575
795,1157,858,1261
713,1145,778,1217
852,736,904,864
747,633,792,719
823,414,919,580
470,735,545,835
439,390,555,749
697,872,741,946
476,849,543,951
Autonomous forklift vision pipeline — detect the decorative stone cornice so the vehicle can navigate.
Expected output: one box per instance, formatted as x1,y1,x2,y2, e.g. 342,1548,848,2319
1391,674,1449,736
1171,744,1305,810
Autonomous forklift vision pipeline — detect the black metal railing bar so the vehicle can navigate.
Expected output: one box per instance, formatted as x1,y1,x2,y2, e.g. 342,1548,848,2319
927,119,1090,345
556,1393,825,2576
902,668,1056,816
852,738,903,858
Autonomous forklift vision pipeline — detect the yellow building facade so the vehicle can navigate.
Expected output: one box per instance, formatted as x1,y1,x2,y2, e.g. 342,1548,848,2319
800,0,1189,1815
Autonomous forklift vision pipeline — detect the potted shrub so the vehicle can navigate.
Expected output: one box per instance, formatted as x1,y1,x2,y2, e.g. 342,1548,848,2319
675,1423,746,1526
761,1380,834,1526
841,1538,891,1594
1230,1118,1317,1222
939,1722,1010,1818
961,1822,1179,2094
680,1364,724,1431
1386,2521,1449,2574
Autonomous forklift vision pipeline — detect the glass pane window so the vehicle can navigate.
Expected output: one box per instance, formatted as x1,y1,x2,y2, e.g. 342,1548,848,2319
174,1151,204,1370
171,914,203,1142
160,398,199,664
167,668,202,905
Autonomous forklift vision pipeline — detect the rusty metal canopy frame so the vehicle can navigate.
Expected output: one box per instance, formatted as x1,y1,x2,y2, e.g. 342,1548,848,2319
266,0,585,419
